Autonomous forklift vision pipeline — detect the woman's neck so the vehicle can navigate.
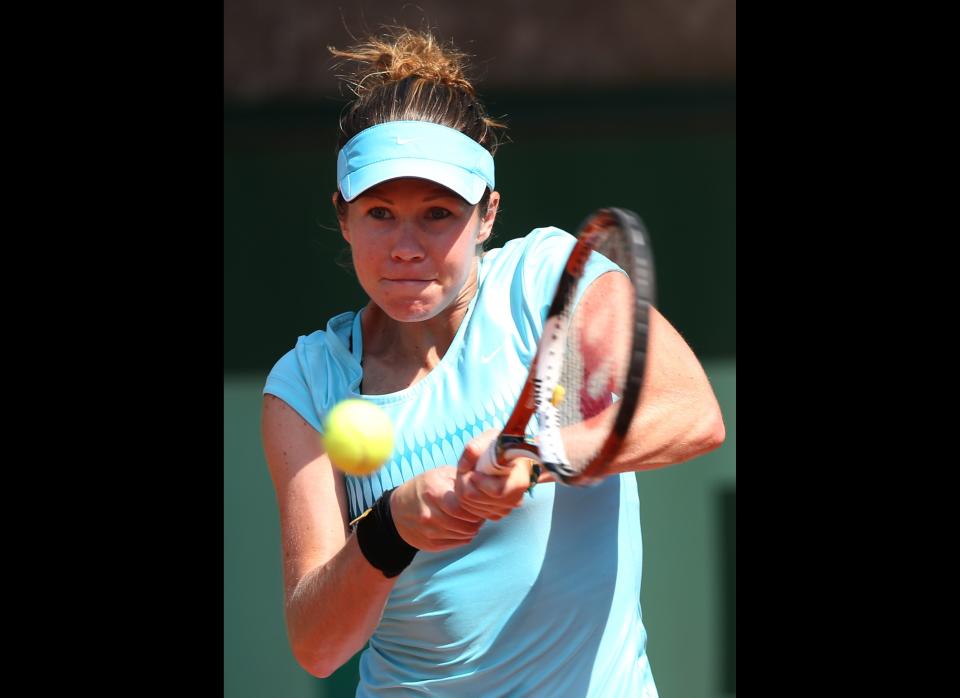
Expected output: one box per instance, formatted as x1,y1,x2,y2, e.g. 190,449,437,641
357,263,478,396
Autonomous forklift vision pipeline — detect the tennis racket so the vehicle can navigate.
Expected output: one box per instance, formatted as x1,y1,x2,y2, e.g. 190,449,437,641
476,207,655,486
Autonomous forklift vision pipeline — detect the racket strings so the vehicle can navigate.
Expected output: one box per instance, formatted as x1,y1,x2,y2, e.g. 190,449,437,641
556,231,635,473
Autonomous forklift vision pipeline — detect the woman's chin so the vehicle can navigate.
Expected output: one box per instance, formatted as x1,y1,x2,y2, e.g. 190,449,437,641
382,302,440,323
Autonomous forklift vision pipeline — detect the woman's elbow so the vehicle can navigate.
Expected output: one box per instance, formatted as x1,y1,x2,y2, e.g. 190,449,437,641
289,624,343,678
292,645,339,679
697,401,726,453
303,663,337,680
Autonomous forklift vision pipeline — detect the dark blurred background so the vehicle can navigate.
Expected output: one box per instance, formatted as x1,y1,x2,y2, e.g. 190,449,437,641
224,2,735,696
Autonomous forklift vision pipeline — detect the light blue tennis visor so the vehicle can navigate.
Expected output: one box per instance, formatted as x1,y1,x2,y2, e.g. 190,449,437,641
336,120,495,205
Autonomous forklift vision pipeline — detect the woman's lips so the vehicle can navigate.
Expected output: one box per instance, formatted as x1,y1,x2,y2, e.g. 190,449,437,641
383,278,434,286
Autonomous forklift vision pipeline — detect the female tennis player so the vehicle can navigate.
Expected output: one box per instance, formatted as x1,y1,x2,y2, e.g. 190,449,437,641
261,27,724,696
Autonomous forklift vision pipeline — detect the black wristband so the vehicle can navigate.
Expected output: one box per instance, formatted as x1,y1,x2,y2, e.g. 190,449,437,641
355,488,418,578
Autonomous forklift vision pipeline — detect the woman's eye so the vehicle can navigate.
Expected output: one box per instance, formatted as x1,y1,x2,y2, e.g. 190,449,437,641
369,207,392,220
427,208,452,220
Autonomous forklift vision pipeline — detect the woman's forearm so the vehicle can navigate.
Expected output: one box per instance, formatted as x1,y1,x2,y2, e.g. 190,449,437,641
554,306,725,481
607,307,725,473
285,534,396,678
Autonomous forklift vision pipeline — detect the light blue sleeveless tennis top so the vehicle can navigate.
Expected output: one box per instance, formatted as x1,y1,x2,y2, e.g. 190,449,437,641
264,227,658,697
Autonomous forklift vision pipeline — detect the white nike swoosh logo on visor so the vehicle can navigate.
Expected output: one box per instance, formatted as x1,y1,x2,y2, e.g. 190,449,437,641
396,137,420,145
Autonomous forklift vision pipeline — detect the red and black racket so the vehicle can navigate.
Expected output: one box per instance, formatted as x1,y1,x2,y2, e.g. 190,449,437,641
477,208,655,486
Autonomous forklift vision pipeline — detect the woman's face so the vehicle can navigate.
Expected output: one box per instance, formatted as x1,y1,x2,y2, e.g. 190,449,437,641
336,177,499,323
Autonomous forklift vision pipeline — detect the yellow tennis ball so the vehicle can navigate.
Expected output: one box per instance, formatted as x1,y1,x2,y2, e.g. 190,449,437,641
323,399,394,476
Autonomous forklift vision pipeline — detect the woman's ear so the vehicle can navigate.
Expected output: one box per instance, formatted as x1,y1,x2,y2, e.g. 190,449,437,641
477,191,500,245
332,192,350,242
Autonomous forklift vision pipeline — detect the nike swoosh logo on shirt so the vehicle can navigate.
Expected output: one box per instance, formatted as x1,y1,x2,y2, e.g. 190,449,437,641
480,344,505,363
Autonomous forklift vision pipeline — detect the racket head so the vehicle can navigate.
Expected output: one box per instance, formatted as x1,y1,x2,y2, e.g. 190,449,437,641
553,207,655,484
488,207,655,485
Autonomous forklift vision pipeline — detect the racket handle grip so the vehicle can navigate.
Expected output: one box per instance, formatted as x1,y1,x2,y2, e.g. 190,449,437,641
476,439,541,475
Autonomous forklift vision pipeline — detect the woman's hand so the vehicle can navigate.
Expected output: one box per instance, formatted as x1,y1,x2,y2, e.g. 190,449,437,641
455,430,537,521
390,467,486,552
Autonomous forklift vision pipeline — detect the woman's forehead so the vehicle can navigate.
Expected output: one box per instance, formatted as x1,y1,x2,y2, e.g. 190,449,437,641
360,177,463,202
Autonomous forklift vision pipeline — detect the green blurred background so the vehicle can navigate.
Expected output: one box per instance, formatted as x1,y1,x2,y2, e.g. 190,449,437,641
225,3,735,696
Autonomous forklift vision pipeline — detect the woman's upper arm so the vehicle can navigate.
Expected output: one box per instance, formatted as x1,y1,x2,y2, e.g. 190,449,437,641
261,394,350,600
